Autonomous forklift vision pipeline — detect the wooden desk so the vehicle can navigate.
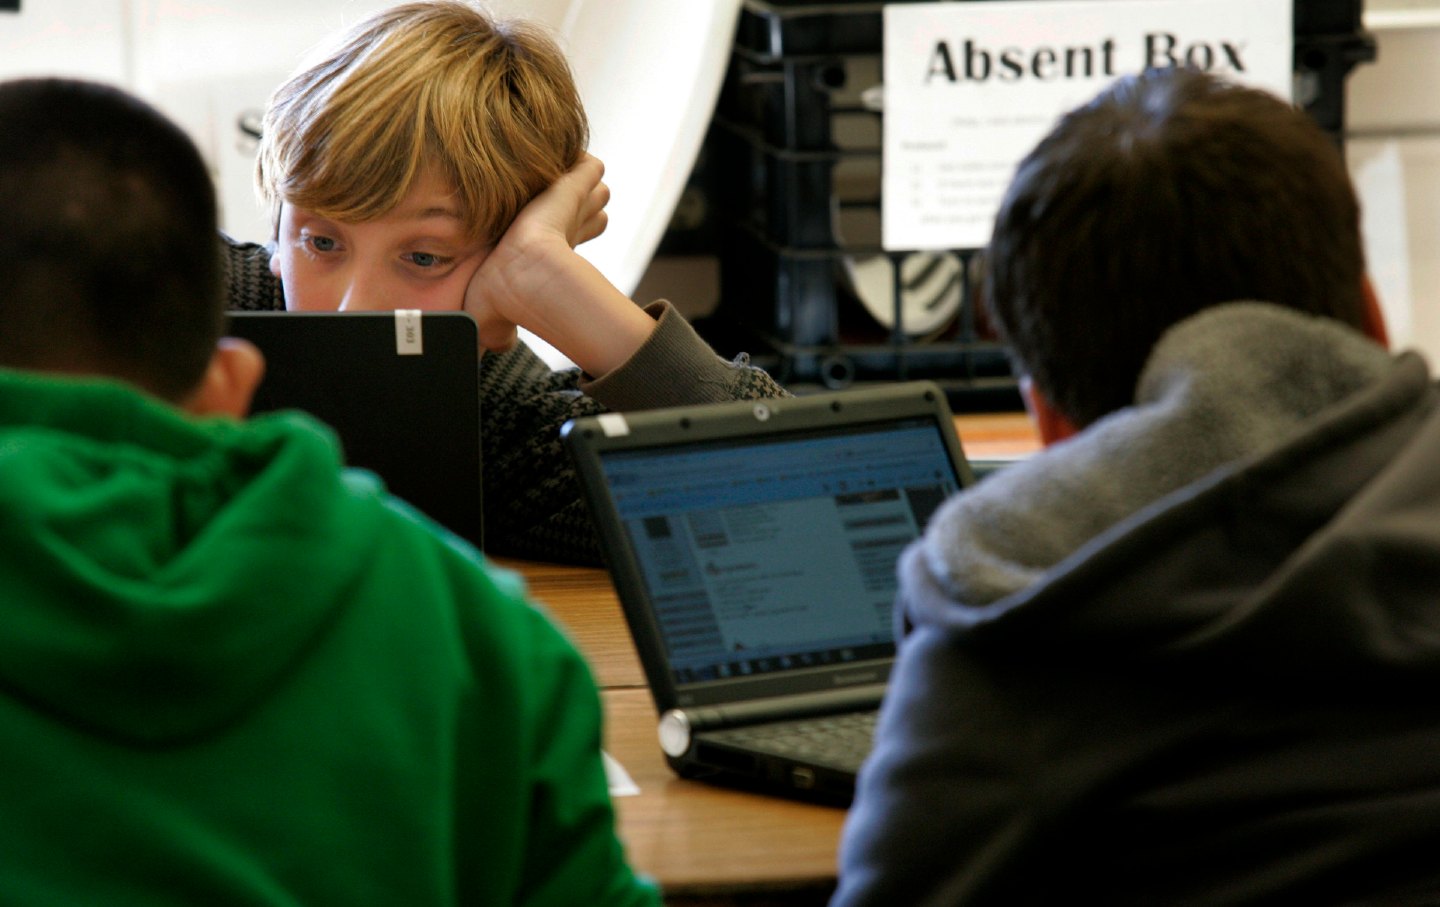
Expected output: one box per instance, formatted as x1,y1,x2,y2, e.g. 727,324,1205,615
951,410,1041,461
492,414,1039,904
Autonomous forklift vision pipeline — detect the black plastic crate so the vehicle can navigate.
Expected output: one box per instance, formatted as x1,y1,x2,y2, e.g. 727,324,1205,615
704,0,1375,406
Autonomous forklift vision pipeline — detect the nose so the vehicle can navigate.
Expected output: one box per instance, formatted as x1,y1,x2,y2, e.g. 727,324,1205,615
336,271,388,312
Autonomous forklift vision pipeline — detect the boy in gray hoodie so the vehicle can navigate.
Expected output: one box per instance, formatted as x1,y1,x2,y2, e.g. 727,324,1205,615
834,67,1440,906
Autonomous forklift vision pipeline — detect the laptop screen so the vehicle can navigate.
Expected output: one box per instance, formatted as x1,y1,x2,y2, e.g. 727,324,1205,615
597,416,961,688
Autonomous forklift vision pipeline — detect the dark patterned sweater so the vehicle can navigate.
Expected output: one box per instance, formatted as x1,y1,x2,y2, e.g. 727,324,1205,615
222,234,788,565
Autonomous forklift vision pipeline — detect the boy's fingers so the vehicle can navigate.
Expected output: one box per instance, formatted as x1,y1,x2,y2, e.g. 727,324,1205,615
578,152,605,181
572,180,609,246
586,180,610,218
575,210,608,247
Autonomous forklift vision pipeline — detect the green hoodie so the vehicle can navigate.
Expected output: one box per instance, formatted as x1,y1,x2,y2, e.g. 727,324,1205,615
0,369,657,906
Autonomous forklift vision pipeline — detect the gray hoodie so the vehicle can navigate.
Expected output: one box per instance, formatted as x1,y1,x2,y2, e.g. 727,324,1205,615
835,303,1440,906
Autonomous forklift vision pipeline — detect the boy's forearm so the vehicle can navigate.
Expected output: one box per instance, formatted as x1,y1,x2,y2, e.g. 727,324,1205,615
508,247,657,378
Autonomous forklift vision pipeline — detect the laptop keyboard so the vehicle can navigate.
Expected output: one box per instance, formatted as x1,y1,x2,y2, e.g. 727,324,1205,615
706,711,877,772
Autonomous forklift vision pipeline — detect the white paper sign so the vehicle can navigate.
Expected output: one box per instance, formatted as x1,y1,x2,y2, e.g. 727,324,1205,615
882,0,1292,251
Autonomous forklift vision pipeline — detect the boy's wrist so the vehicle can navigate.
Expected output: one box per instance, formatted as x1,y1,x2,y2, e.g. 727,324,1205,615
484,240,656,376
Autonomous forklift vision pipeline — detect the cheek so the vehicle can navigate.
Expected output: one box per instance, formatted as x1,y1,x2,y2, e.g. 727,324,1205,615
272,213,322,311
397,258,487,312
403,274,472,311
275,250,339,312
282,282,323,312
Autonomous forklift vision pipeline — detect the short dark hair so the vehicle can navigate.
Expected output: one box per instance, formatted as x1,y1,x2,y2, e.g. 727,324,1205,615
985,67,1367,428
0,78,223,401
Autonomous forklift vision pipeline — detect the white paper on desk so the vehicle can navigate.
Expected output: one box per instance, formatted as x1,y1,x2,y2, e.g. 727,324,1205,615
882,0,1292,251
604,750,640,797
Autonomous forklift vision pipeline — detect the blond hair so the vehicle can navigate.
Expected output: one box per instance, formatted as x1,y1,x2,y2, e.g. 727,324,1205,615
256,0,588,243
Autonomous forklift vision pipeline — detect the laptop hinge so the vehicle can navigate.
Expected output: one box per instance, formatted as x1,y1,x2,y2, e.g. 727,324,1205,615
658,684,886,757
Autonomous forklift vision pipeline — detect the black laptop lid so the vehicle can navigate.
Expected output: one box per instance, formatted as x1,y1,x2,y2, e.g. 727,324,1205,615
563,381,971,713
226,310,483,549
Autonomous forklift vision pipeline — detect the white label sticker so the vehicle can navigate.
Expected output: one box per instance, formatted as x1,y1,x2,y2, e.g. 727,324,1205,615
395,309,423,356
597,413,630,437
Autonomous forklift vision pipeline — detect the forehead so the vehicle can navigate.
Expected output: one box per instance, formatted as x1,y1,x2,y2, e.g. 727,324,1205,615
391,165,465,223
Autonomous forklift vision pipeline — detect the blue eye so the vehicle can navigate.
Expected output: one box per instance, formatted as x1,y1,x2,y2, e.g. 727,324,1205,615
408,252,439,268
309,235,336,252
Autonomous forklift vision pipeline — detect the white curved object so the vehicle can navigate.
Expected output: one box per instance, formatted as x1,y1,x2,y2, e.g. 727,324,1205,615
846,252,966,340
489,0,746,369
558,0,743,297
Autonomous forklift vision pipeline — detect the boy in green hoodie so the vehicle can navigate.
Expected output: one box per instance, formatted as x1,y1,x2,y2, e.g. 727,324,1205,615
0,76,657,906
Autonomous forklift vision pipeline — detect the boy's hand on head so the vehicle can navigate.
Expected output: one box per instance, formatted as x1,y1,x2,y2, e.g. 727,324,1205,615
462,154,612,353
463,154,655,374
568,154,610,248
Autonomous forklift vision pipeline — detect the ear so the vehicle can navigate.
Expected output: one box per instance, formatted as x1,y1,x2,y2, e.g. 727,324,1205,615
269,246,282,279
1360,273,1389,349
183,338,266,419
1019,375,1079,447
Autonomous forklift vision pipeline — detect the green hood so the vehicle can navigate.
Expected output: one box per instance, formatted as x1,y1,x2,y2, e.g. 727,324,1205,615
0,369,390,744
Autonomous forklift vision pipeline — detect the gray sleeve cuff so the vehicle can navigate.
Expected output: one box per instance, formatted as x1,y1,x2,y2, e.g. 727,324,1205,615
579,300,758,411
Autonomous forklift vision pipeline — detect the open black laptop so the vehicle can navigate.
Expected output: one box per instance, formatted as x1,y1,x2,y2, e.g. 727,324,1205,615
563,381,972,803
226,310,483,549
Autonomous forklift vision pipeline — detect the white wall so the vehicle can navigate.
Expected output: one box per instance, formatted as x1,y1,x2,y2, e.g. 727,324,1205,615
1347,8,1440,365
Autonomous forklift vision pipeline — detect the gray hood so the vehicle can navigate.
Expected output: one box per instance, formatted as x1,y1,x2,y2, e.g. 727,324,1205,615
902,303,1438,662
